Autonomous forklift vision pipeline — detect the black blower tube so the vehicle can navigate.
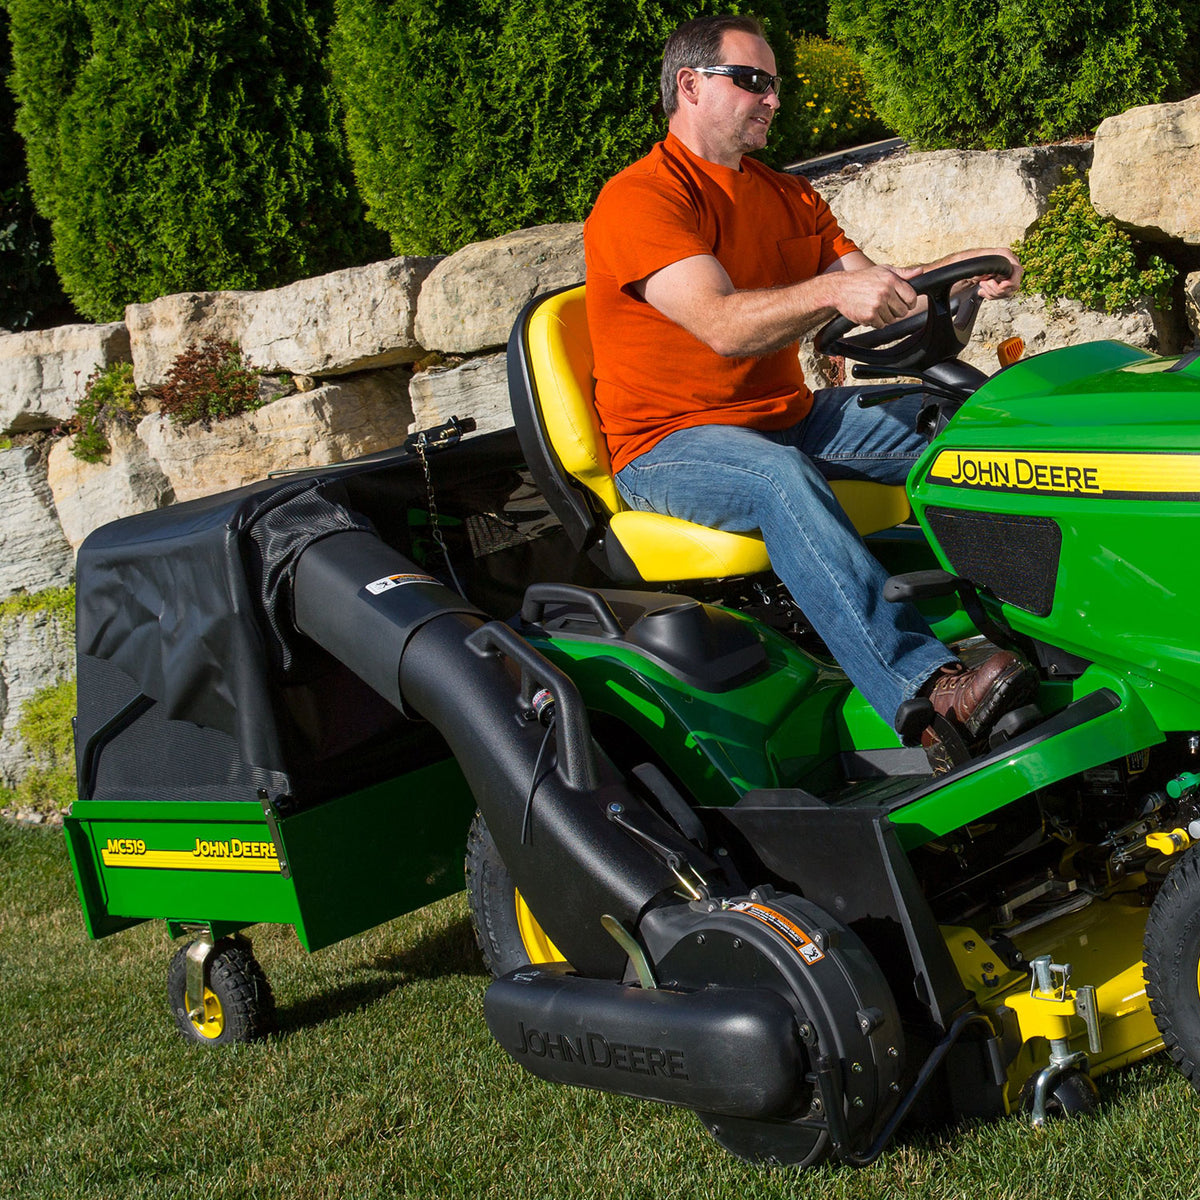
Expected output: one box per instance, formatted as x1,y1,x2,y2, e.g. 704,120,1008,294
292,530,684,977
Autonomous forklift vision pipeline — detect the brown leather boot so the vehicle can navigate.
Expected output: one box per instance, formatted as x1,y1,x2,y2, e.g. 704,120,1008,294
920,650,1037,773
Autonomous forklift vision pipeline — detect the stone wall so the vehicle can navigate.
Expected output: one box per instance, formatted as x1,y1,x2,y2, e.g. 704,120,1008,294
1,104,1199,793
0,603,74,790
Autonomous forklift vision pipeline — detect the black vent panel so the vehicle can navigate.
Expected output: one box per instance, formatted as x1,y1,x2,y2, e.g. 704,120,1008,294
925,509,1061,616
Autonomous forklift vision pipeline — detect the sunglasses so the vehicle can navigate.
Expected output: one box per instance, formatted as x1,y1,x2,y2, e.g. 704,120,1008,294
692,64,782,95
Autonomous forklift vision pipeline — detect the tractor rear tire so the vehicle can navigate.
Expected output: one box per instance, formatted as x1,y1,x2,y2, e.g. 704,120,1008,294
465,811,566,977
1144,843,1200,1092
167,937,275,1046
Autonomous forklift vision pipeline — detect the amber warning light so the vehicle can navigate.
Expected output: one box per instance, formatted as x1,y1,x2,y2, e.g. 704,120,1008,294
997,337,1025,368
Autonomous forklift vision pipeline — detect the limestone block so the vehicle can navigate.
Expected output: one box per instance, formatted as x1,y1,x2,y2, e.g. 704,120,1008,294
126,291,252,392
239,257,442,377
0,447,74,597
0,604,75,789
1091,94,1200,243
409,354,512,436
961,295,1161,371
415,224,584,354
47,428,174,553
0,323,131,433
137,369,414,503
1185,270,1200,342
825,145,1092,266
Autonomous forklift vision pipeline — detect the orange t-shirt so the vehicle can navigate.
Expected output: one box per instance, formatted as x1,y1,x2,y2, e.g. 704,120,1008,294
584,132,858,474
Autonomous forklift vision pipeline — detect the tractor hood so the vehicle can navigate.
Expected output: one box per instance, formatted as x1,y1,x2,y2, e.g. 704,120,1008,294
937,341,1200,456
908,341,1200,713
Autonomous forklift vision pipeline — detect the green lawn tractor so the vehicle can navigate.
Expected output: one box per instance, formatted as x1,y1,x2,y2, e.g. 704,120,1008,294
64,257,1200,1167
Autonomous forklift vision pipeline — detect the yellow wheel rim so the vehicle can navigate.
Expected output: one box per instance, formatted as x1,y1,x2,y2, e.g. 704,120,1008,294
514,888,567,964
190,987,225,1040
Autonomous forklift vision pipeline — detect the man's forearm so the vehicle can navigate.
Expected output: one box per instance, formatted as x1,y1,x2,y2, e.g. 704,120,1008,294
639,256,919,359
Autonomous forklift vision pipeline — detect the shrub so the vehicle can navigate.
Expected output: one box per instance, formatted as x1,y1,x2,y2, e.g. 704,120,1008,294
6,0,388,322
1015,169,1176,312
828,0,1190,149
330,0,804,256
157,338,263,427
0,585,76,633
0,6,72,332
790,36,891,161
0,589,76,815
70,361,141,464
9,677,77,814
780,0,829,36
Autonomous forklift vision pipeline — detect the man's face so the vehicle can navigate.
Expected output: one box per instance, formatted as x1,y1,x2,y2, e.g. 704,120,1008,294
694,31,781,158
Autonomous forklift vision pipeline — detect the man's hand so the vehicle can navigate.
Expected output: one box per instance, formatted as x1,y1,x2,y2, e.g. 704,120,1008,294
820,263,919,329
933,247,1023,300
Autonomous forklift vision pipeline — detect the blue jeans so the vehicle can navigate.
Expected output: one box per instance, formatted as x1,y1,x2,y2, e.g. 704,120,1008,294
614,387,955,728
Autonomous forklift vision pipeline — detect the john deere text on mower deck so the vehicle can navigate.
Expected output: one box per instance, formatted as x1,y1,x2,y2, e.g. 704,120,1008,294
64,259,1200,1167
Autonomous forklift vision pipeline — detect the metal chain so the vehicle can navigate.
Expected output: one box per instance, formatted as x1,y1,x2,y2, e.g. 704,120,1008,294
413,433,465,595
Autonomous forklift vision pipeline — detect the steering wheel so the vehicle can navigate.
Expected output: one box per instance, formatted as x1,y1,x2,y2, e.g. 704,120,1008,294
813,254,1013,373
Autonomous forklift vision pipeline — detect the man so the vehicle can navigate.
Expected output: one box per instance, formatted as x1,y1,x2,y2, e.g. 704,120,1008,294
583,14,1035,770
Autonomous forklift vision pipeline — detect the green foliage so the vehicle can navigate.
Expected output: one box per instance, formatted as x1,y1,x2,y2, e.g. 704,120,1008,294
70,361,141,463
6,0,388,322
0,584,76,632
0,588,76,815
1016,169,1177,312
828,0,1191,149
157,338,263,426
1179,6,1200,93
10,678,77,813
0,6,72,331
790,36,890,160
330,0,804,256
779,0,828,36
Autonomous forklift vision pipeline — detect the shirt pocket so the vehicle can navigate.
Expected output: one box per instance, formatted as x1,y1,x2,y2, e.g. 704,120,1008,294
777,235,824,284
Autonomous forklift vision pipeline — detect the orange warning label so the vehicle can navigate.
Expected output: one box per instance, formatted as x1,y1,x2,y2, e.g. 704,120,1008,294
726,901,825,965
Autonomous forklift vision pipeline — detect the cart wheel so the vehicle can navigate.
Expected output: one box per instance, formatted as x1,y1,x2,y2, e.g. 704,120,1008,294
167,937,275,1046
465,811,567,977
1145,843,1200,1092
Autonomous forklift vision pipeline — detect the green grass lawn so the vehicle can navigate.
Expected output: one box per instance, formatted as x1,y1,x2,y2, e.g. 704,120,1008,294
6,819,1200,1200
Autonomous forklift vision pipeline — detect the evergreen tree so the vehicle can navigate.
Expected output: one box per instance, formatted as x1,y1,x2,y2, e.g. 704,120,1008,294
331,0,804,256
1,4,74,329
7,0,387,321
829,0,1192,149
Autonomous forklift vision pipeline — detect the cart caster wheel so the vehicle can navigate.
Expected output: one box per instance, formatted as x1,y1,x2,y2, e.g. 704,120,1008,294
465,811,568,977
167,937,275,1045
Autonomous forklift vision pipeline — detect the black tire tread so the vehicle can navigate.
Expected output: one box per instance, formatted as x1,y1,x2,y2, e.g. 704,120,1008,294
167,937,275,1046
464,810,531,979
1144,844,1200,1089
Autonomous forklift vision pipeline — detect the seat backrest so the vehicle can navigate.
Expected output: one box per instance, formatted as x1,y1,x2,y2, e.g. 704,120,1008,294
509,285,620,555
521,286,621,512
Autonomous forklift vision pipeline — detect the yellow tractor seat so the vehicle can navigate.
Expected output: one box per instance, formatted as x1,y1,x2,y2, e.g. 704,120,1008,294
507,284,910,584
